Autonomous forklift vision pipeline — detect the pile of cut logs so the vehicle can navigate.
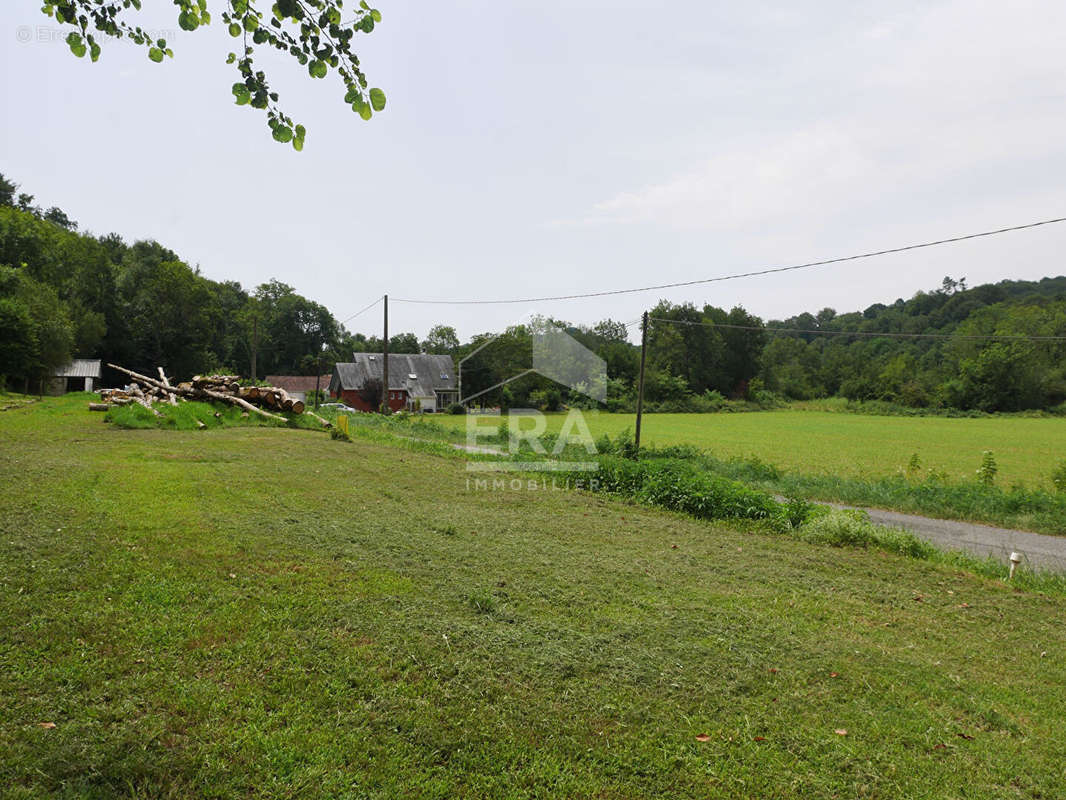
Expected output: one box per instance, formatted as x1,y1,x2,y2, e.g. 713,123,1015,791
88,363,330,427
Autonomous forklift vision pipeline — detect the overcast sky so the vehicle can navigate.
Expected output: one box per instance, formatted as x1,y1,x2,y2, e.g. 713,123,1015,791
4,1,1066,342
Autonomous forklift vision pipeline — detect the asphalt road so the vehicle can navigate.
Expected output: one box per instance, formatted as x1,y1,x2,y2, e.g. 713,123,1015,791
830,503,1066,573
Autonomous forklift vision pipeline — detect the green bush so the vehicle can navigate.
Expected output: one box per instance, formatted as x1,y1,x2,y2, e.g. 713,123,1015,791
563,457,780,524
797,509,875,547
976,450,998,487
1052,461,1066,493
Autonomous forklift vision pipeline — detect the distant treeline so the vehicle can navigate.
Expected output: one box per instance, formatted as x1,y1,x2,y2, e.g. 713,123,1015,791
2,173,1064,412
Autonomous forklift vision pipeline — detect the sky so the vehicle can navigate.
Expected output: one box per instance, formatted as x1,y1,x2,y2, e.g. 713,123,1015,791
4,0,1066,343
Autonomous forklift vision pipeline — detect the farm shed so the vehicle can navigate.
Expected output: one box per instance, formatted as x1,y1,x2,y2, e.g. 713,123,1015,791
264,375,332,403
330,353,458,412
49,359,101,394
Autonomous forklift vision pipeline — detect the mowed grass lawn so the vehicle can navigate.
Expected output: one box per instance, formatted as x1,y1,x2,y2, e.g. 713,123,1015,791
2,396,1066,798
436,410,1066,487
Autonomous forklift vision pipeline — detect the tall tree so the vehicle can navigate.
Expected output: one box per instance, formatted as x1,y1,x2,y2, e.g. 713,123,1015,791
422,325,460,354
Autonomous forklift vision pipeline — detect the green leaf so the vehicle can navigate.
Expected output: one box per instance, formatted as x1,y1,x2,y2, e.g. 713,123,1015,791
226,52,236,64
66,32,85,58
232,83,251,105
178,10,199,31
344,87,359,104
369,87,386,111
272,125,293,143
243,13,258,32
309,60,327,79
148,46,164,63
292,134,304,152
358,104,372,121
228,22,241,37
89,41,101,62
371,9,382,22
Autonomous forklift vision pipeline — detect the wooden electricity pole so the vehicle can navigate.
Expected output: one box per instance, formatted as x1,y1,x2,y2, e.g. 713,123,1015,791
314,348,322,411
634,311,648,453
382,293,389,415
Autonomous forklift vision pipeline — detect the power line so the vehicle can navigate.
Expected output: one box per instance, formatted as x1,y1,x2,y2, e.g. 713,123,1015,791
339,295,383,326
391,216,1066,305
649,316,1066,342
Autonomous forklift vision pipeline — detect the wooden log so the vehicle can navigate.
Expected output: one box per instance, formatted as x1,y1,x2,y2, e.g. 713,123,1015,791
107,363,287,423
134,396,162,417
305,410,332,428
88,403,109,412
199,387,288,422
157,367,178,406
290,399,306,415
240,386,260,400
276,389,302,414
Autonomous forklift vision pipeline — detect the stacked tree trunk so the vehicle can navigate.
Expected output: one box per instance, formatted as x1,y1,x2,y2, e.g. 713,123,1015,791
89,364,330,428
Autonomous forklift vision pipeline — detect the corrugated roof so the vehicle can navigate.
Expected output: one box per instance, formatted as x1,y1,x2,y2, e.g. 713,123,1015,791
264,375,331,394
331,353,456,398
54,359,101,378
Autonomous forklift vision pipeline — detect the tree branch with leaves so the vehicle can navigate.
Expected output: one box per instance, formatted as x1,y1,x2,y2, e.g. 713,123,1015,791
40,0,386,150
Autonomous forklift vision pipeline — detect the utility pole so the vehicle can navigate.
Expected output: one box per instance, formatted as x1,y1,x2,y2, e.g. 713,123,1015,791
314,339,322,411
634,311,648,454
382,293,389,414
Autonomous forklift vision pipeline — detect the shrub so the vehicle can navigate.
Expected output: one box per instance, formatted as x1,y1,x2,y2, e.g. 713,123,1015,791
976,450,998,487
572,457,780,524
447,402,466,415
797,509,875,547
907,452,921,476
783,496,815,528
1052,461,1066,493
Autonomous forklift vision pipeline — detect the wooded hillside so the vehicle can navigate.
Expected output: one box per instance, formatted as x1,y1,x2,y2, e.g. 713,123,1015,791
2,173,1064,412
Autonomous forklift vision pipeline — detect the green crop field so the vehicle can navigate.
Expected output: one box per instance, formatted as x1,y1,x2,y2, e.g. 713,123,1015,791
2,395,1066,797
433,410,1066,489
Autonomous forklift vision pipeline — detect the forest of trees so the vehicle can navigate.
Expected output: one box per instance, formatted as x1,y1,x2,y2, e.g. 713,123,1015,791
3,173,1065,413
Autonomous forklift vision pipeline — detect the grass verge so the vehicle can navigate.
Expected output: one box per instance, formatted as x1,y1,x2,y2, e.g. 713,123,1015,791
4,396,1066,797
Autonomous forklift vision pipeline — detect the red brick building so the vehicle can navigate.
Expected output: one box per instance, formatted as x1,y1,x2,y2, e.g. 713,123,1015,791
329,353,458,412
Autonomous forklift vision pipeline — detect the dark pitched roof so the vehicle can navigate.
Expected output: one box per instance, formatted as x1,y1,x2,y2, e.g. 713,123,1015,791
264,375,331,394
331,353,456,397
54,359,101,379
